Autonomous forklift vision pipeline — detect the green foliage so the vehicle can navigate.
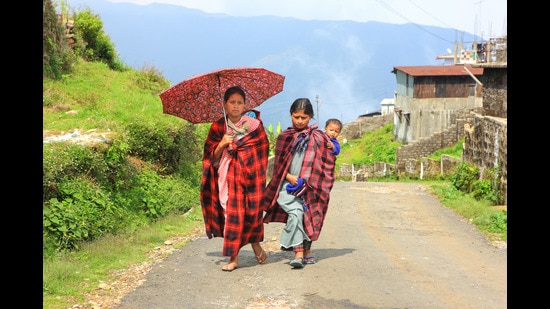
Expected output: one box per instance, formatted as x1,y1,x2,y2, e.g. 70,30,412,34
265,122,282,156
43,206,206,309
449,162,504,205
427,138,464,160
430,182,506,240
43,43,202,257
118,170,199,219
43,176,125,253
133,63,171,93
126,123,202,181
431,182,466,201
472,210,507,236
43,143,112,202
72,8,124,70
43,0,76,79
336,123,401,172
449,162,478,192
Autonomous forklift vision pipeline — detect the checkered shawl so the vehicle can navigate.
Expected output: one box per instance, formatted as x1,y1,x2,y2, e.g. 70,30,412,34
263,124,335,241
200,110,269,257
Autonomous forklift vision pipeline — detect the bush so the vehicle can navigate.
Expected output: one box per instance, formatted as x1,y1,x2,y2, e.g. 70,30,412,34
449,163,504,205
43,126,203,256
43,143,112,202
450,162,478,192
72,8,123,70
116,170,199,219
43,176,126,253
126,123,203,183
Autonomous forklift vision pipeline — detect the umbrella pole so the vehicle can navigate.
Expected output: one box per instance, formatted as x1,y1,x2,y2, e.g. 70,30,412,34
222,105,228,132
218,73,229,132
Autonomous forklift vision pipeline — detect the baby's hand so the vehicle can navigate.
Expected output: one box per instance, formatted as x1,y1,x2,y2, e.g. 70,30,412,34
327,140,334,149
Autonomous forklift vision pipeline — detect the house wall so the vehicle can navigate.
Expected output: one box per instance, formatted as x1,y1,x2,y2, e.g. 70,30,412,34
394,96,482,144
481,68,507,118
393,71,483,144
340,114,393,140
380,98,395,115
393,109,476,164
463,115,507,204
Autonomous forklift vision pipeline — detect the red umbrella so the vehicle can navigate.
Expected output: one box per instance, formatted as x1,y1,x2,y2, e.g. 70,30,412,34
159,67,285,123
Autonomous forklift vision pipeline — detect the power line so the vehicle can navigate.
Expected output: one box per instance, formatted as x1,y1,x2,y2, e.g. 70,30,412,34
375,0,474,44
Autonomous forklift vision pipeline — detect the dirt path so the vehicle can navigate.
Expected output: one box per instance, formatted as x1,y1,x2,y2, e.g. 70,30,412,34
112,182,507,308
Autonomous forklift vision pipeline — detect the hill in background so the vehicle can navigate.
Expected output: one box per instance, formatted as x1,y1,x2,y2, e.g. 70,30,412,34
66,0,477,128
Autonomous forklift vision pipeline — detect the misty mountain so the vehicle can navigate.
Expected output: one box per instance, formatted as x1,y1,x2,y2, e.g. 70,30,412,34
69,0,471,128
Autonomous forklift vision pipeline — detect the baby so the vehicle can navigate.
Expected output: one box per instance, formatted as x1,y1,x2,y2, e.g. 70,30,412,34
324,118,342,155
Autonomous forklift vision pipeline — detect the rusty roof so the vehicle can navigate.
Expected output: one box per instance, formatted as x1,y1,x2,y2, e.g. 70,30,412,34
392,65,483,76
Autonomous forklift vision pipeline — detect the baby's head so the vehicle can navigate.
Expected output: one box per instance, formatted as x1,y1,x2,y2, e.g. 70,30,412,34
325,118,342,139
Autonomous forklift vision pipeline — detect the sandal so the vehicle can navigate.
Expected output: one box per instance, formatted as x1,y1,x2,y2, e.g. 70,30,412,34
303,256,316,264
289,257,305,268
255,249,267,264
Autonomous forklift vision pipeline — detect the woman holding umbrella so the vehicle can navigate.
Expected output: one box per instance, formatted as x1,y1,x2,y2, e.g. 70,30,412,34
262,98,336,268
200,86,269,271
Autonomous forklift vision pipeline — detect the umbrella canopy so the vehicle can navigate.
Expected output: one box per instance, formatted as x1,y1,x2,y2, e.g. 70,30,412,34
159,67,285,123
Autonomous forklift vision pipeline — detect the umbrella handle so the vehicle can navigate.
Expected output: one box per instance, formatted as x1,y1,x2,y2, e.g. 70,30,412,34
222,105,228,131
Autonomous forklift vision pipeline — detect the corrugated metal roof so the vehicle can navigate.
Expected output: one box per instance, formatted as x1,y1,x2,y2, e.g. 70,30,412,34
392,65,483,76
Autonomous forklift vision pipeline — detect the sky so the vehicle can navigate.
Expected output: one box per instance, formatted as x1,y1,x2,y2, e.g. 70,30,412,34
106,0,507,38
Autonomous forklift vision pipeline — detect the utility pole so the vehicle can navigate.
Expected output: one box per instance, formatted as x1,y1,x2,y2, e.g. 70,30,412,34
315,95,320,124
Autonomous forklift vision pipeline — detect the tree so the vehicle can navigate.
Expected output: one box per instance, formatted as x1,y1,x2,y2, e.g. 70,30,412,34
43,0,76,79
72,8,124,70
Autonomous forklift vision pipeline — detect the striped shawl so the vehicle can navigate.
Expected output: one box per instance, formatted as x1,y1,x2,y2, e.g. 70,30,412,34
262,124,335,241
200,110,269,257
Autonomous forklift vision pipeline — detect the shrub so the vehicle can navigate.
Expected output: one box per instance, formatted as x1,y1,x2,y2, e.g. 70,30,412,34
43,143,111,201
126,123,202,183
449,163,504,205
43,176,125,253
72,8,123,70
449,162,478,192
115,170,199,219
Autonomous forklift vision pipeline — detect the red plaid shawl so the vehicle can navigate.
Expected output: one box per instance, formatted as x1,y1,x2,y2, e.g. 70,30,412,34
262,124,335,241
200,110,269,257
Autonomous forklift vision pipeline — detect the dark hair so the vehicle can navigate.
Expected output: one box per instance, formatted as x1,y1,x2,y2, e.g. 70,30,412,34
289,98,314,117
325,118,342,130
224,86,246,103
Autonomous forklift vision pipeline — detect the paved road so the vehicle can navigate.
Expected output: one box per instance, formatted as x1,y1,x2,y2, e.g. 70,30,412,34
114,182,507,309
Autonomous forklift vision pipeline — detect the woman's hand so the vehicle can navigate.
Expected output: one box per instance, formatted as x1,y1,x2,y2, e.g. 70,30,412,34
213,133,235,162
286,173,298,185
220,133,235,149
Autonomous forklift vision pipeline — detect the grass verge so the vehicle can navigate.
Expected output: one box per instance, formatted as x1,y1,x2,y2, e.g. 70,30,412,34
43,206,204,309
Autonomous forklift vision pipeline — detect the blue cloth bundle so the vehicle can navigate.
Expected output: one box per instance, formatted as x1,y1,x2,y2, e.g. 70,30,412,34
285,177,307,197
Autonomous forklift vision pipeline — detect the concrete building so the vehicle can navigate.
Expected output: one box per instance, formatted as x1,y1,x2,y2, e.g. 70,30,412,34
391,65,483,144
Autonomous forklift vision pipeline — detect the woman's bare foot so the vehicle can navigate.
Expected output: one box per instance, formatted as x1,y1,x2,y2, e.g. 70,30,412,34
251,243,267,264
222,256,238,271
